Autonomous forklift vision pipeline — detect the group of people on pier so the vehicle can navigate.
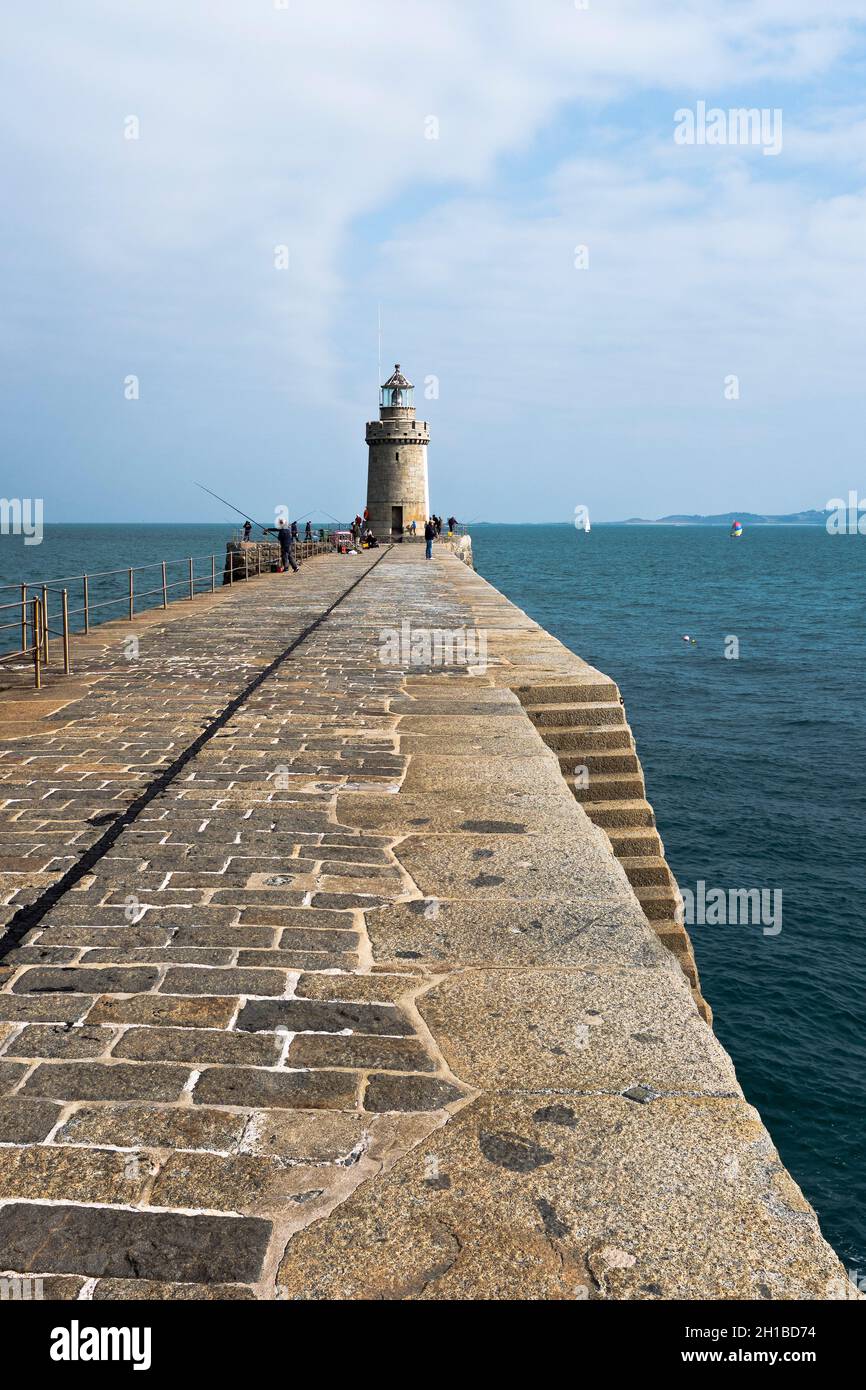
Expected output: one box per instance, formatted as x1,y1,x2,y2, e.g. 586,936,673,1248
238,508,459,571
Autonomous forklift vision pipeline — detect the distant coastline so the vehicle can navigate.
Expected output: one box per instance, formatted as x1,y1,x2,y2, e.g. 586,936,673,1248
619,509,828,527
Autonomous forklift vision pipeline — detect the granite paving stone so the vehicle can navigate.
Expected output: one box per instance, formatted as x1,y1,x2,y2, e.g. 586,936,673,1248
193,1066,361,1111
0,1203,271,1283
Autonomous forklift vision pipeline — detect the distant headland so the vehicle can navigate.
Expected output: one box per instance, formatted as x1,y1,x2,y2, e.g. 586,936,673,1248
620,509,828,526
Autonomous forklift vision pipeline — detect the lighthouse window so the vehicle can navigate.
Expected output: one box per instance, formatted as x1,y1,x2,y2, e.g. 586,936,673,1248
396,451,399,461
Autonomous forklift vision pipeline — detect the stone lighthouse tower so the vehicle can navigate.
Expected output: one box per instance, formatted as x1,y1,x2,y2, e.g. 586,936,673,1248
365,364,430,540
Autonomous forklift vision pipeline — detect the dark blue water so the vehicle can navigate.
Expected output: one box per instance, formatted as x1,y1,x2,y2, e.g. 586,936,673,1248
1,521,863,1274
474,522,866,1277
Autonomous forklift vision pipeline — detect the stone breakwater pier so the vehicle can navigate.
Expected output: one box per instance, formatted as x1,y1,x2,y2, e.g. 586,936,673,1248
0,545,849,1300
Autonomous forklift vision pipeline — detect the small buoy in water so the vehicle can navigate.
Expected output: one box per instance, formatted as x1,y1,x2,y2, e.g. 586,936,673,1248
682,634,697,645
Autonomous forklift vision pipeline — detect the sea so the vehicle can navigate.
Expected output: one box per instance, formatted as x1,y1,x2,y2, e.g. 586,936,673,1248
1,520,864,1277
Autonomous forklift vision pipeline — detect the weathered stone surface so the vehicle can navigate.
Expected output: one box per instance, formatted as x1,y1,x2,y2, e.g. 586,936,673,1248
278,1094,848,1300
400,755,562,795
11,966,159,995
367,898,670,969
236,998,412,1037
241,1109,370,1164
0,1062,28,1094
3,1024,116,1059
364,1074,467,1113
0,1143,154,1205
151,1152,333,1215
56,1103,247,1153
160,967,289,997
113,1026,281,1066
0,1097,63,1143
0,1274,85,1300
0,1203,271,1282
276,927,361,952
22,1062,191,1102
193,1066,360,1111
0,994,89,1023
396,832,630,901
336,791,578,835
417,967,739,1095
293,972,419,1004
286,1034,436,1073
85,993,238,1029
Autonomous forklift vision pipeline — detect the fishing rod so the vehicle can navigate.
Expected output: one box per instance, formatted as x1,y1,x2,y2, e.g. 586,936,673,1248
293,508,342,526
195,483,344,531
193,482,272,531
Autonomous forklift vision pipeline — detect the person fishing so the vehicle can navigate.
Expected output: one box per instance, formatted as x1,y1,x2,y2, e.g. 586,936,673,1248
243,519,252,541
305,520,312,541
276,520,299,573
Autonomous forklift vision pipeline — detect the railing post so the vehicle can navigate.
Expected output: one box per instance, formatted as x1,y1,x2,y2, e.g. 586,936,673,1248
188,557,194,599
83,574,89,634
211,555,216,593
20,583,26,652
32,598,42,689
244,549,249,582
128,568,134,620
61,589,71,674
41,585,49,662
161,561,168,608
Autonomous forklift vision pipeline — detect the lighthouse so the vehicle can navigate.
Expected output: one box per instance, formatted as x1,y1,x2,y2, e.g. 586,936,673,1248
365,364,430,541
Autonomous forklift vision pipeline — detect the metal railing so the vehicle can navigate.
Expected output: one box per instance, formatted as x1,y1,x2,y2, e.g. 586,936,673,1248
0,537,346,687
0,594,49,688
231,525,353,546
0,555,224,647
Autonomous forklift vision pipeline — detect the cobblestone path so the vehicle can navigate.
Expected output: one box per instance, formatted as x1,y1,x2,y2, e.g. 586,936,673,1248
0,547,849,1299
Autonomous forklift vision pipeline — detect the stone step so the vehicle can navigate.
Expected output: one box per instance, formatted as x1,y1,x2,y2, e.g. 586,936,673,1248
571,772,645,802
558,750,640,776
693,992,713,1026
539,725,633,752
515,680,619,705
619,854,675,888
635,884,683,920
652,920,699,983
606,825,664,856
581,799,657,828
523,700,626,728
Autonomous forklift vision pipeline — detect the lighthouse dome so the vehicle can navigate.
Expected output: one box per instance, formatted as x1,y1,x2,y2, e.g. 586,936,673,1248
380,364,414,410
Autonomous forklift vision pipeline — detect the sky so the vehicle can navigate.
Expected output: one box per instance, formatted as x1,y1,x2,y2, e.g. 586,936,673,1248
3,0,866,524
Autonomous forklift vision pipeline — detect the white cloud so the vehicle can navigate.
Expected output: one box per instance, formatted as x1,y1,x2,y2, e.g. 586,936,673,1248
1,0,865,517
